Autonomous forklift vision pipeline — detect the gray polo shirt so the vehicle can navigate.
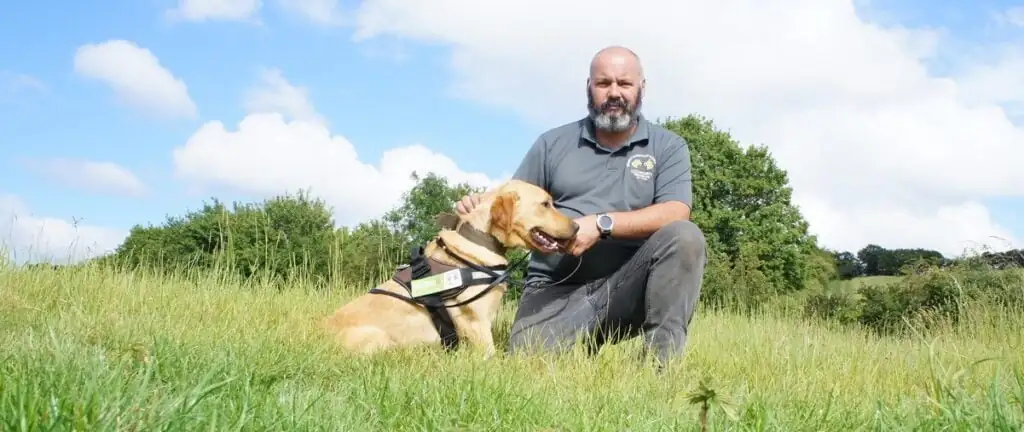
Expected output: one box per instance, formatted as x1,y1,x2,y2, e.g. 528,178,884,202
512,114,694,285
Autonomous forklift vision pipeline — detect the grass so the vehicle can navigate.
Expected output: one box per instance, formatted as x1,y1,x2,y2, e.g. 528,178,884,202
1,264,1023,431
830,275,905,291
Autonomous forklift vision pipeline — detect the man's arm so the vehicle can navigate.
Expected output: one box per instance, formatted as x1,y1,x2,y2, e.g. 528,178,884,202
605,201,691,240
606,137,693,239
510,136,548,188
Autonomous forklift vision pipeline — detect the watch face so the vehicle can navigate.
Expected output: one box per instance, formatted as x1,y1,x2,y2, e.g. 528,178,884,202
597,214,612,230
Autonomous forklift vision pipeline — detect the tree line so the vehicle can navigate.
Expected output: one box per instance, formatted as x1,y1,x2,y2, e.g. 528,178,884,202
829,245,946,279
58,114,1020,337
90,115,830,297
827,244,1023,280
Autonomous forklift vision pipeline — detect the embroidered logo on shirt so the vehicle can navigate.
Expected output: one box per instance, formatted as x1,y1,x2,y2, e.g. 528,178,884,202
627,154,656,181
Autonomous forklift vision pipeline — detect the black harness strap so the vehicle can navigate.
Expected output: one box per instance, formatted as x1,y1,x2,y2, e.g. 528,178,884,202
393,245,461,350
368,236,515,351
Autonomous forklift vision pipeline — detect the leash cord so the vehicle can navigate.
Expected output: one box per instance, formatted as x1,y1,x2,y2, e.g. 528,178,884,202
376,242,584,310
511,253,583,290
440,248,585,305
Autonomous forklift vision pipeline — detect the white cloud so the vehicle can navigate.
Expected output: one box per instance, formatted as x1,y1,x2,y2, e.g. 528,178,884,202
22,158,148,198
173,66,495,226
996,6,1024,28
955,44,1024,113
73,39,197,119
172,113,495,226
276,0,345,26
165,0,261,22
798,198,1018,258
0,195,127,265
348,0,1024,258
243,68,325,125
0,71,46,96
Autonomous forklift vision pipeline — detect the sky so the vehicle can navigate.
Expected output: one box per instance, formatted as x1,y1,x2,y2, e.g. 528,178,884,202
1,0,1023,264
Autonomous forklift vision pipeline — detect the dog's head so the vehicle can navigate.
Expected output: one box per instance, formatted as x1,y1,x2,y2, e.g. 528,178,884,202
485,180,579,254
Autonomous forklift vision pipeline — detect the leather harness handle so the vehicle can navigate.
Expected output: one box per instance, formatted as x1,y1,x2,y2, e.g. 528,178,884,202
435,212,461,230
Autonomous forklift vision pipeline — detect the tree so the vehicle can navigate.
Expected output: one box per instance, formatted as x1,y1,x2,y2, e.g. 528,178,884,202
102,190,338,286
831,250,864,280
856,244,886,276
90,113,836,306
333,219,408,287
383,172,484,248
660,115,830,302
856,244,946,276
973,248,1024,269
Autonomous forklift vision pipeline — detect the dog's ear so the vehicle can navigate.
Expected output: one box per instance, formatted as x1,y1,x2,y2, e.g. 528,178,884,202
489,191,518,234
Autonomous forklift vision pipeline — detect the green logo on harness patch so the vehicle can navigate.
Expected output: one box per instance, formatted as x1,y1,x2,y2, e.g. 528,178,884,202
410,269,464,298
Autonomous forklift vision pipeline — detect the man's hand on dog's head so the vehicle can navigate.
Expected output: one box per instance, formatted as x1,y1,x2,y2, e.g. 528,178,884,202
455,194,482,215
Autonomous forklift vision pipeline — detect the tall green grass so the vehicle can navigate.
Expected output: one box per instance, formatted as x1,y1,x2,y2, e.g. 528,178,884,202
1,263,1022,431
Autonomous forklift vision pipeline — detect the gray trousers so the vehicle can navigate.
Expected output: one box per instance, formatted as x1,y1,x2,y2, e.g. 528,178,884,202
506,220,708,367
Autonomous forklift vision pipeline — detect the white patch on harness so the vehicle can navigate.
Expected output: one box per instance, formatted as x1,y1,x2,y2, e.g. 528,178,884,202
442,269,464,290
470,270,503,281
410,268,507,298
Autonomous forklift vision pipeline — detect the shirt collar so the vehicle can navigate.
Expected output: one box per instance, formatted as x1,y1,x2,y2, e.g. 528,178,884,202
580,113,650,152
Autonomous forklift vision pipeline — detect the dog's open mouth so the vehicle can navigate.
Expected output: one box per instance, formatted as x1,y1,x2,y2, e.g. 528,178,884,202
530,228,570,253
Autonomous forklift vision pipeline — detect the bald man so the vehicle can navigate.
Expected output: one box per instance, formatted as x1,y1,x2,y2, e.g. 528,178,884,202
456,46,707,369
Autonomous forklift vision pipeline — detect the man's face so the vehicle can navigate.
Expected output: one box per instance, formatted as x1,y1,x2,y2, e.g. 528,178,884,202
587,55,644,133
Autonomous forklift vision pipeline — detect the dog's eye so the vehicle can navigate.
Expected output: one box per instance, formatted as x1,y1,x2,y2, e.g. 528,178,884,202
543,201,552,208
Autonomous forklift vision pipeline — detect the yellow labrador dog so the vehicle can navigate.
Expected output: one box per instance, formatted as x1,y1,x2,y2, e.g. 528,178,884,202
323,179,579,358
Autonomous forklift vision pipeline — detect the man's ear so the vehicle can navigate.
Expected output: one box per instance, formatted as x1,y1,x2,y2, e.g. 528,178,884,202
489,191,518,235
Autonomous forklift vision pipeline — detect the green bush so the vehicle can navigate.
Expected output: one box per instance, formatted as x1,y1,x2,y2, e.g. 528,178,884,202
856,271,961,335
99,191,337,287
803,289,862,325
96,173,492,292
947,264,1024,309
801,262,1023,336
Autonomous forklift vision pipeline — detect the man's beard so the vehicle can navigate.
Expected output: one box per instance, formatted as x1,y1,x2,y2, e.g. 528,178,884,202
587,89,642,133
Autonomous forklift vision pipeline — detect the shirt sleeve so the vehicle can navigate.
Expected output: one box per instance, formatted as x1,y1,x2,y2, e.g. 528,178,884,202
654,136,693,208
511,136,548,189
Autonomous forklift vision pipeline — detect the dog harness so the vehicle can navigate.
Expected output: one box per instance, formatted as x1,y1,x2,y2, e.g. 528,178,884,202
367,214,512,351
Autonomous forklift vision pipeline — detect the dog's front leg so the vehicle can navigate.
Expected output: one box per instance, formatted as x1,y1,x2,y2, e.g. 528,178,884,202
461,321,497,359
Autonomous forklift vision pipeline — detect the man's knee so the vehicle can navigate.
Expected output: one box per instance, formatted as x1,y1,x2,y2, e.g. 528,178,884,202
506,328,532,355
652,220,707,263
506,323,584,356
505,285,596,356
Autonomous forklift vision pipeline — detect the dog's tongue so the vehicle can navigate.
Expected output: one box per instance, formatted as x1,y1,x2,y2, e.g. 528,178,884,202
532,230,559,250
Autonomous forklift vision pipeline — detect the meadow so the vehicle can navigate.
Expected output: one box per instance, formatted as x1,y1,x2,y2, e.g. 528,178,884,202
1,263,1022,431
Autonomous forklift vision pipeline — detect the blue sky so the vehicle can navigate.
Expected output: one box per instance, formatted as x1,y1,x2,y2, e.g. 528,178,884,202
1,0,534,232
1,0,1023,262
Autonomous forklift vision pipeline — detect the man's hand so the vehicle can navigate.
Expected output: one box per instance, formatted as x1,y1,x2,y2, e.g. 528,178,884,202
455,194,482,215
566,215,600,256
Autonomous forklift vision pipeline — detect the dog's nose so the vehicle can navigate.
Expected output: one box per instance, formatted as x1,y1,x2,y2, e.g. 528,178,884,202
571,221,580,235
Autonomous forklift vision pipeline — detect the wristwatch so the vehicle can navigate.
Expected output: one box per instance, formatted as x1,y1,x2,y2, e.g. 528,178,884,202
596,213,614,239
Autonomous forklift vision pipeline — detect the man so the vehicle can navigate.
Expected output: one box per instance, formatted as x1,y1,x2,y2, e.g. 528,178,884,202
455,46,707,369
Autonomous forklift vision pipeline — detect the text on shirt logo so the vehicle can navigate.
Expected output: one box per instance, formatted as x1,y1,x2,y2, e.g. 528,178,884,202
626,154,656,181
